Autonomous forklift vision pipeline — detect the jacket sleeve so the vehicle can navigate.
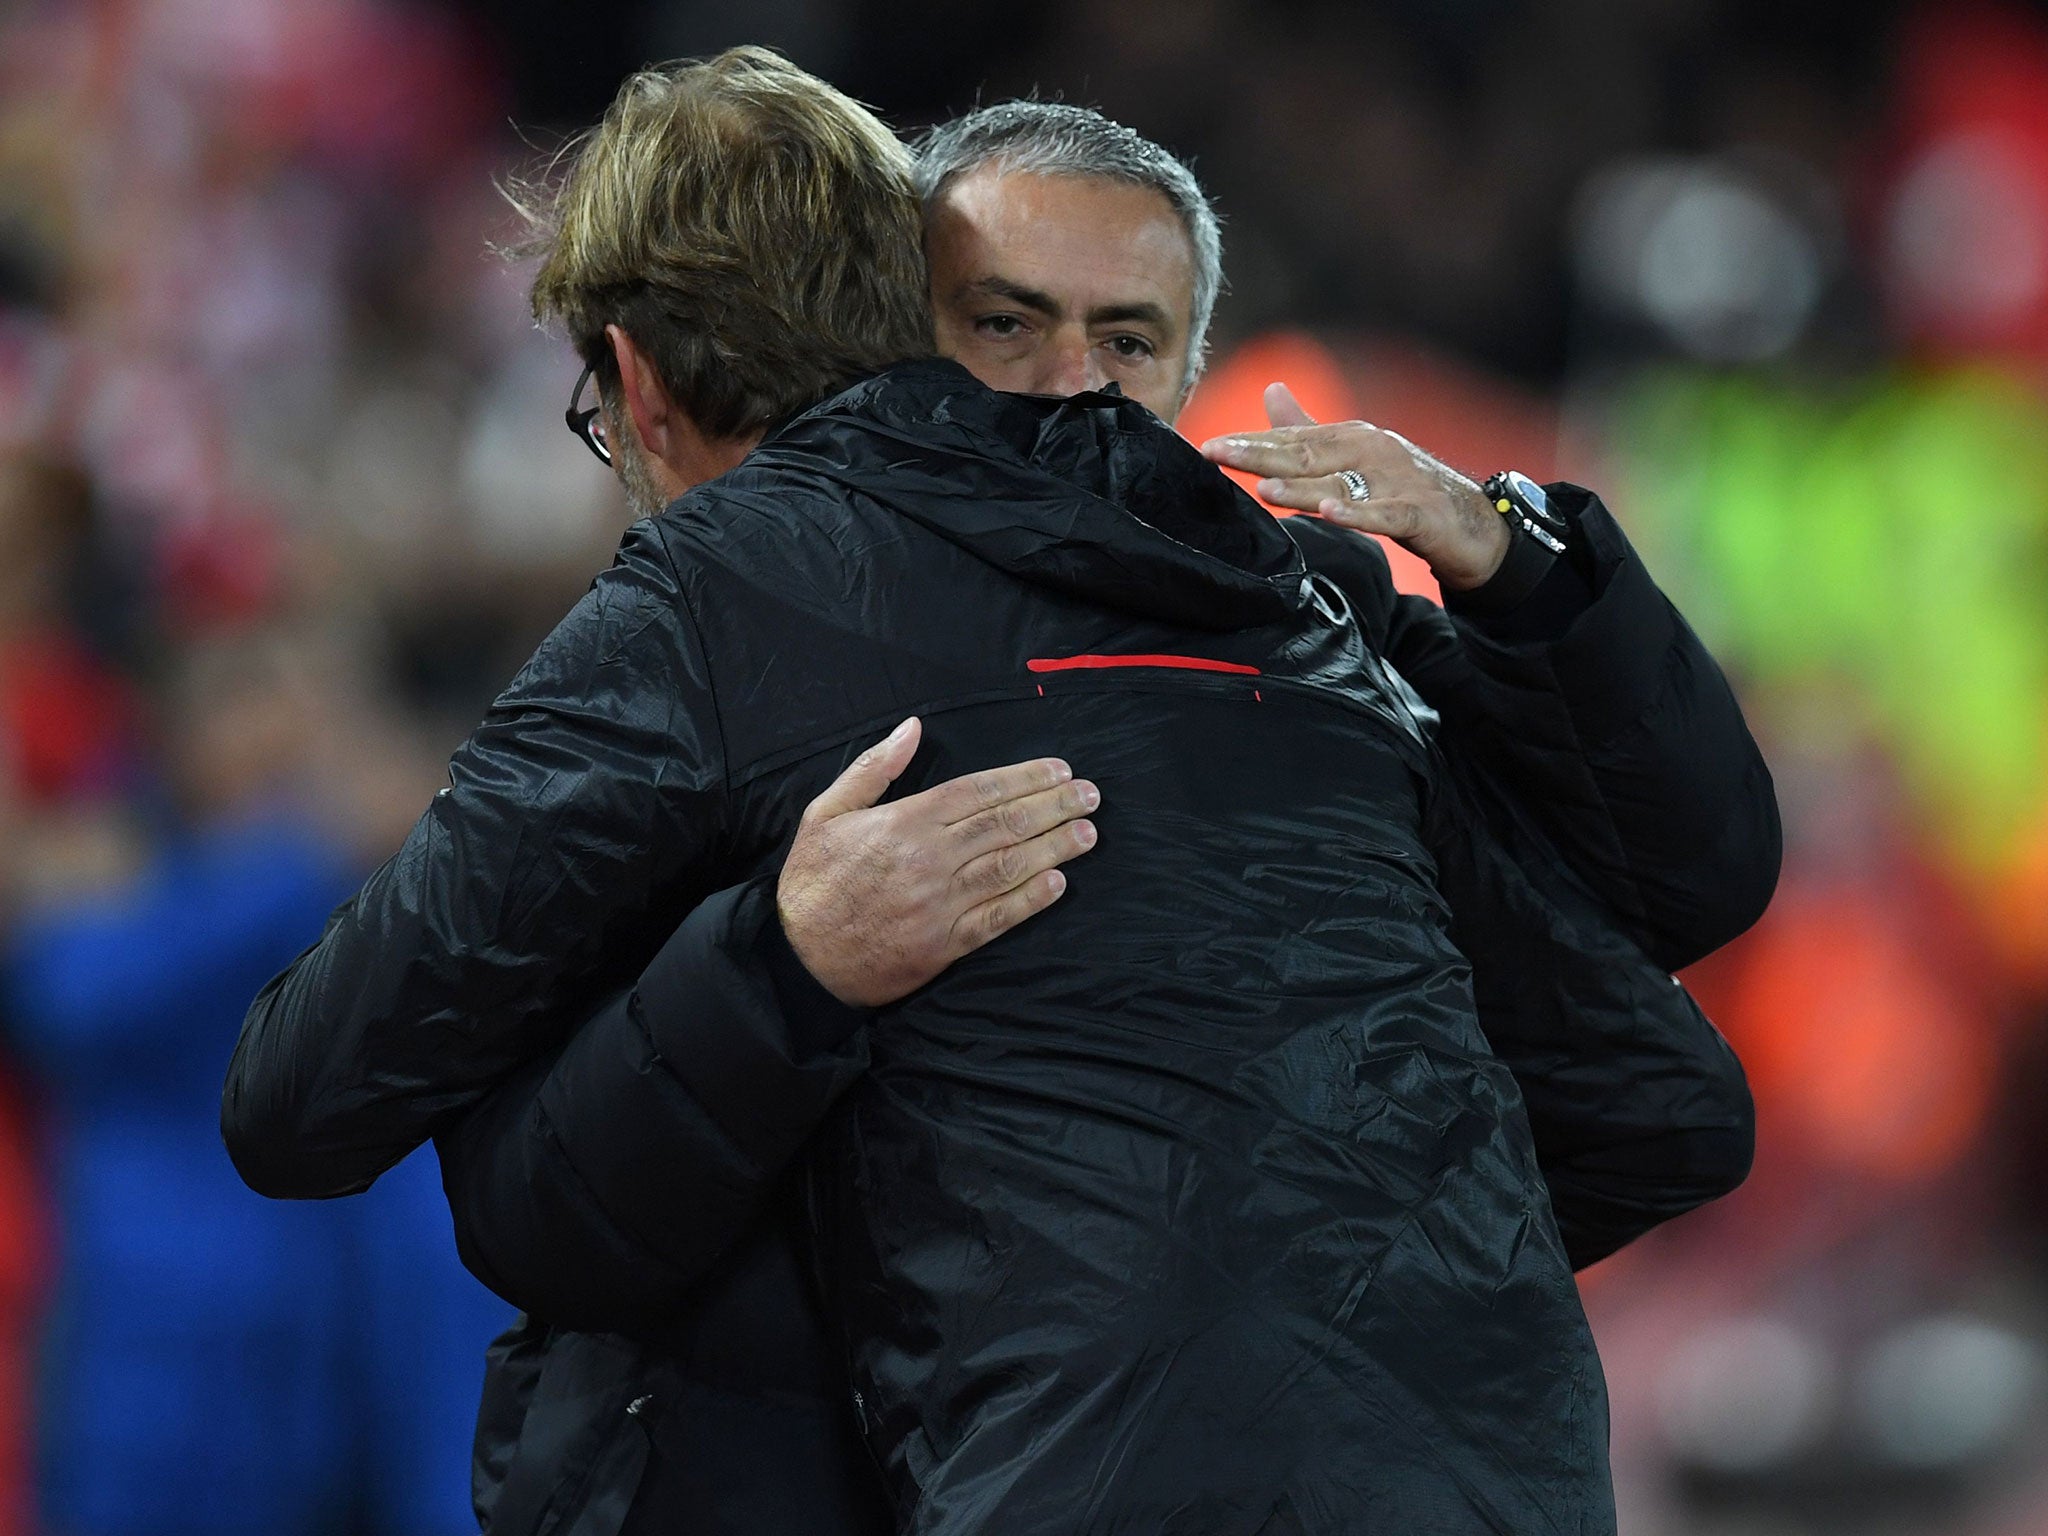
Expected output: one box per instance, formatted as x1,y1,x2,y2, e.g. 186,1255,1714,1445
223,522,730,1200
434,876,871,1330
1293,487,1782,971
1427,754,1755,1269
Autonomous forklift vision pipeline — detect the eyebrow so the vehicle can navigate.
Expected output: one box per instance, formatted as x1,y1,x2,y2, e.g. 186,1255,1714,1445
960,277,1177,337
961,276,1063,318
1088,300,1174,333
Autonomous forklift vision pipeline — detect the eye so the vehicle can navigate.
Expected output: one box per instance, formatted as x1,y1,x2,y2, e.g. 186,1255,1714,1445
1105,334,1155,360
974,314,1028,340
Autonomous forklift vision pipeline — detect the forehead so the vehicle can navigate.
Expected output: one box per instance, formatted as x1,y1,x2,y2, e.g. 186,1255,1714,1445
928,167,1196,319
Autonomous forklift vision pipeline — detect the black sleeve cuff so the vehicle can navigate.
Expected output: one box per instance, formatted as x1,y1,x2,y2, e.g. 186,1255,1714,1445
1444,524,1558,616
1443,485,1598,640
628,876,875,1169
637,876,871,1071
757,884,872,1058
1444,484,1687,744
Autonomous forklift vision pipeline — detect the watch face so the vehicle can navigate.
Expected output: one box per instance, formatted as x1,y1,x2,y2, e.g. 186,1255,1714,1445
1503,470,1568,539
1506,471,1550,521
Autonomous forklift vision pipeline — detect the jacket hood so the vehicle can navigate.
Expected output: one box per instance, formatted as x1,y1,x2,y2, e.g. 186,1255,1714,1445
758,359,1313,633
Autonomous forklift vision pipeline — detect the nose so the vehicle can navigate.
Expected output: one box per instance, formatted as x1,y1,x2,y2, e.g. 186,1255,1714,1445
1043,329,1095,398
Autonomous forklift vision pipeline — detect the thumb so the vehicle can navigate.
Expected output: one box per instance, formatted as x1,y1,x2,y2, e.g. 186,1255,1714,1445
1264,381,1317,428
804,717,922,822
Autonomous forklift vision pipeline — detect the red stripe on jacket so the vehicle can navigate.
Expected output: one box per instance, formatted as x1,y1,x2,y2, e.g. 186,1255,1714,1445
1026,654,1261,676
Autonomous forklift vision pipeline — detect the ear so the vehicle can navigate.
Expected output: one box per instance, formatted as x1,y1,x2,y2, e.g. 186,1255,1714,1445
605,324,675,463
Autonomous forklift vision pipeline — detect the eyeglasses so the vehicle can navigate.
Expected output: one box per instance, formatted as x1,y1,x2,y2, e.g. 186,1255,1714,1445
566,362,611,465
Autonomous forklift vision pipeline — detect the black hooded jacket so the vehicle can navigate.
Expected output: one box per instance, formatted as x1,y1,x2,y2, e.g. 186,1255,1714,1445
223,361,1773,1535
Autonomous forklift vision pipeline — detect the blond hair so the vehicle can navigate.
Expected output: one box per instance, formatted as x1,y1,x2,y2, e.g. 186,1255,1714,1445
516,47,931,438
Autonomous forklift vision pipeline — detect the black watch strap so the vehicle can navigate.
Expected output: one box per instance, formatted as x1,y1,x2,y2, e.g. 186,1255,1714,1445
1452,472,1566,614
1452,517,1558,613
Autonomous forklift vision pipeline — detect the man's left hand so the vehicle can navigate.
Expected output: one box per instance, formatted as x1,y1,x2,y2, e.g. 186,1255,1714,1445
1200,383,1511,592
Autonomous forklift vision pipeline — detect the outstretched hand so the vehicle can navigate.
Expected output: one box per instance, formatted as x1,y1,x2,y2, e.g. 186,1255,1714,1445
777,718,1101,1008
1201,383,1512,592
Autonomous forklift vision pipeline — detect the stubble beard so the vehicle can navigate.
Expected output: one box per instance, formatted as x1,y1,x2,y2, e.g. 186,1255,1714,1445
611,430,669,521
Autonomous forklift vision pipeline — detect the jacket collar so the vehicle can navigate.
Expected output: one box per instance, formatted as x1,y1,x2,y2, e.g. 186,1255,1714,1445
754,359,1312,634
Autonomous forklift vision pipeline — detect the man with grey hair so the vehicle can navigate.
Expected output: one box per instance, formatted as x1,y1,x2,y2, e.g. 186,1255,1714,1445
917,99,1227,403
430,92,1774,1536
909,98,1767,948
914,100,1554,607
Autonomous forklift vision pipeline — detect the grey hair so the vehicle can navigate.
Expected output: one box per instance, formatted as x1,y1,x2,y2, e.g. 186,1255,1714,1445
913,101,1224,394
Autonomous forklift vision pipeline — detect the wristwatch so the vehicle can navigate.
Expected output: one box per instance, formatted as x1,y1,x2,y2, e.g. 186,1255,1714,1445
1484,471,1567,554
1467,470,1567,609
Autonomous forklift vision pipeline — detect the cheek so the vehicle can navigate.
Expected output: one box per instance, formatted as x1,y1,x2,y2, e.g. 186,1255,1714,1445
940,331,1049,395
1127,381,1186,421
1118,360,1188,419
1103,352,1186,421
931,309,975,355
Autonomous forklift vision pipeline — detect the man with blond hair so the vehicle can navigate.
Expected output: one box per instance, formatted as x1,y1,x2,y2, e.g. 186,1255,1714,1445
229,52,1768,1535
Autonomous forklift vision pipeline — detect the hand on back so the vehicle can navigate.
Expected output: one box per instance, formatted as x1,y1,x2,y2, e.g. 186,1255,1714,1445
778,718,1100,1008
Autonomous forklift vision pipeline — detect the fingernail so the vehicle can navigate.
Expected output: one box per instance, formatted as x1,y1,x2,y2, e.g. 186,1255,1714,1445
1050,760,1072,782
1078,782,1100,810
1257,479,1283,497
1047,869,1067,895
888,717,916,742
1074,821,1097,846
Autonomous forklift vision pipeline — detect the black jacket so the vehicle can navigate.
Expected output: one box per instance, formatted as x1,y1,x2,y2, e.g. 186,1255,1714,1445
224,361,1774,1534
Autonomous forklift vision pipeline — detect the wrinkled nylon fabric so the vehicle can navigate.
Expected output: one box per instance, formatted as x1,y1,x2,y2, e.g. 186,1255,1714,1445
803,697,1603,1535
662,364,1612,1532
233,359,1625,1533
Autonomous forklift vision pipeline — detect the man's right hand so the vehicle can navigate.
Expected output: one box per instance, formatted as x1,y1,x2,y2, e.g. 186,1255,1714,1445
777,717,1100,1008
1201,384,1512,592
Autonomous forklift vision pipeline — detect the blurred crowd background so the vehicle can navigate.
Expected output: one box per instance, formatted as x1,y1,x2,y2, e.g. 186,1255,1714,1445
0,0,2043,1531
